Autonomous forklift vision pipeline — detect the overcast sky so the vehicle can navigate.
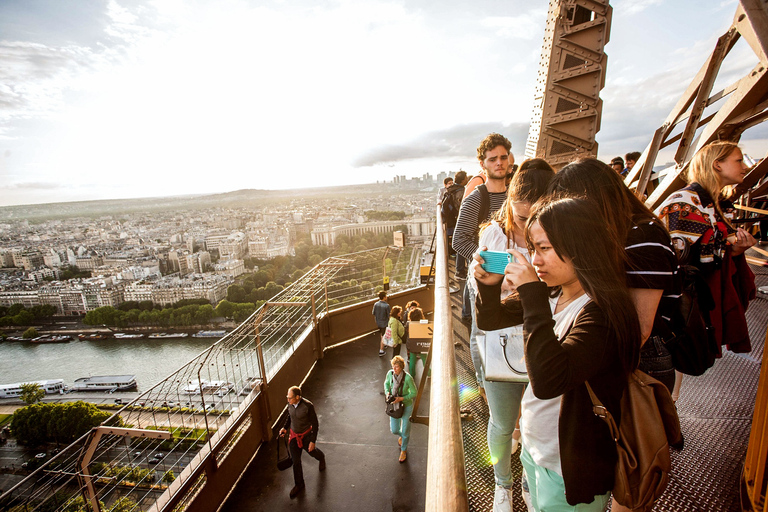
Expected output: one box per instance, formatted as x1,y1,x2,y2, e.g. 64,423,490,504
0,0,763,207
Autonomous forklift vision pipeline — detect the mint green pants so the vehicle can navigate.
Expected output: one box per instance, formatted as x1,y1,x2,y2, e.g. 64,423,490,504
520,447,610,511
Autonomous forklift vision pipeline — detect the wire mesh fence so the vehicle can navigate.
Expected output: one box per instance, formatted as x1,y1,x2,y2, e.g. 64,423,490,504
0,244,423,512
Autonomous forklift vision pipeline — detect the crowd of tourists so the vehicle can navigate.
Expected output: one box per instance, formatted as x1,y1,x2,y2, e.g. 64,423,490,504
441,133,757,511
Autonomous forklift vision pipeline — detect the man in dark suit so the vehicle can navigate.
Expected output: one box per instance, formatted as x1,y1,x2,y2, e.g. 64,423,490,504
279,386,326,498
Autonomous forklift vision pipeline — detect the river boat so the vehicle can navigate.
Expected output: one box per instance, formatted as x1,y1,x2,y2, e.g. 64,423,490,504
148,332,189,339
72,375,137,392
112,333,145,339
78,333,108,341
0,379,66,398
183,379,234,395
30,335,73,343
192,330,227,338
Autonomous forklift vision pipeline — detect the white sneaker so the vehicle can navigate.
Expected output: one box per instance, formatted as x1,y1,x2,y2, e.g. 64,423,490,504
493,485,513,512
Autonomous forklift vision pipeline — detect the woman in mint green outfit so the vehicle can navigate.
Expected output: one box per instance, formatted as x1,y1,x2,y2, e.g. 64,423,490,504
388,305,405,357
384,355,418,463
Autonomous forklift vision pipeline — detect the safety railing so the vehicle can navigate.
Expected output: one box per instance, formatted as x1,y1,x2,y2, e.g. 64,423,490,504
0,245,423,512
425,205,469,511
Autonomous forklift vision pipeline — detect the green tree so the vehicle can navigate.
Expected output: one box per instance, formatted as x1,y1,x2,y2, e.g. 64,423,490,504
162,470,176,483
215,300,235,319
19,383,45,405
13,310,34,326
11,401,113,446
22,327,38,339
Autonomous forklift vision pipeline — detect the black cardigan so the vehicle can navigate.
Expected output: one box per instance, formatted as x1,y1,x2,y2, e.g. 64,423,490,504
476,280,630,505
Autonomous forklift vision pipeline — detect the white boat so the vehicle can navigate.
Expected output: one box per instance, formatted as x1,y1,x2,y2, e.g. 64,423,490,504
192,330,227,338
72,375,137,392
0,379,65,398
112,333,145,339
148,332,189,339
183,379,234,395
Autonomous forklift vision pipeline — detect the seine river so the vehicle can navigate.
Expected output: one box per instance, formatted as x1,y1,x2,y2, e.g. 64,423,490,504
0,337,216,392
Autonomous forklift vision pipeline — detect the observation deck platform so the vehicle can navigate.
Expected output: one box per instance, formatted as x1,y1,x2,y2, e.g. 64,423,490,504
222,264,768,511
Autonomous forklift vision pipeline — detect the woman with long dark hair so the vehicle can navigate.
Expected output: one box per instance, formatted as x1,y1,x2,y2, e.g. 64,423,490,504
469,158,555,511
474,197,641,509
547,158,679,392
656,141,757,399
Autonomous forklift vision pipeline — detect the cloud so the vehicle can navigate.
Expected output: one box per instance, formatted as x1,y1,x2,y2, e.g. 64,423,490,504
8,181,63,190
614,0,666,16
481,14,542,40
351,122,530,167
0,41,99,120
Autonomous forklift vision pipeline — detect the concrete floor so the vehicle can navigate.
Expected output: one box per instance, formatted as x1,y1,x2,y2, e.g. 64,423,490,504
220,335,430,512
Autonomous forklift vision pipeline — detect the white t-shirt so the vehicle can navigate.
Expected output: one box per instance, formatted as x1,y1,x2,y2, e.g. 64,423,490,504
519,293,591,476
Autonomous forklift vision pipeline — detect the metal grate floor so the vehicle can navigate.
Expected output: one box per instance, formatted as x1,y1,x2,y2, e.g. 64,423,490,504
453,264,768,512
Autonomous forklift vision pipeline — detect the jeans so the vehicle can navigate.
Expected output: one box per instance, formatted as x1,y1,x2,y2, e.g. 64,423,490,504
461,278,472,320
520,447,610,511
456,254,467,277
638,336,675,393
485,380,525,487
468,284,484,386
390,402,414,451
289,437,325,486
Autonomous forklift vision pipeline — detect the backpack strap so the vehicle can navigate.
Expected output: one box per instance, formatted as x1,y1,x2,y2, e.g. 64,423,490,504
477,184,490,225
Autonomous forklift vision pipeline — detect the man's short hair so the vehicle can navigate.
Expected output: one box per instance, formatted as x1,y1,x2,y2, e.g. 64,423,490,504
625,151,641,162
611,157,624,167
444,177,453,186
454,170,468,185
289,385,302,398
477,133,512,162
378,291,387,300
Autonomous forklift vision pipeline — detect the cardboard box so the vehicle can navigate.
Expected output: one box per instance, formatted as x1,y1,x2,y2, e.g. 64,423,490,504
407,321,433,353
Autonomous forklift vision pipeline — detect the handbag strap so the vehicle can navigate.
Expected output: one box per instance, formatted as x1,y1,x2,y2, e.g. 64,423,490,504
585,381,620,442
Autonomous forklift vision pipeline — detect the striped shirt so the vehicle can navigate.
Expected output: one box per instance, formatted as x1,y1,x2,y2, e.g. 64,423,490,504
625,220,680,335
451,186,508,261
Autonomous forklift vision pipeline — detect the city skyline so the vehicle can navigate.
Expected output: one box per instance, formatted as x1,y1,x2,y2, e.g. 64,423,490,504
1,0,764,207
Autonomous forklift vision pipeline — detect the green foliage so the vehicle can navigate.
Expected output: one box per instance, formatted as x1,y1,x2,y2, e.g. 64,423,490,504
19,383,45,405
84,301,217,328
22,327,38,339
11,401,114,446
58,265,91,281
365,210,406,221
162,469,176,483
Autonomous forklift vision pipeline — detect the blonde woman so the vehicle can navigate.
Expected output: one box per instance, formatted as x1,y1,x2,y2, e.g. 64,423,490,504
384,355,418,463
655,141,757,400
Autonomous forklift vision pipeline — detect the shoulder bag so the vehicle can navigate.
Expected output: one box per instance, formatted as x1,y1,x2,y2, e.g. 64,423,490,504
476,231,528,383
276,434,293,471
478,326,528,382
663,236,718,376
586,370,683,511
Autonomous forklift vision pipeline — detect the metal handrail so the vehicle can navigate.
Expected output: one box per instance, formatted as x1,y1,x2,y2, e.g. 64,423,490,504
426,205,469,511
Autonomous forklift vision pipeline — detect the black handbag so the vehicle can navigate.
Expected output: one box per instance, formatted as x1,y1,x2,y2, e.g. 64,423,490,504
276,434,293,471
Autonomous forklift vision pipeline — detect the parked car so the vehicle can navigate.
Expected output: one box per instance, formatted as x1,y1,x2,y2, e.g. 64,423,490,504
35,453,46,459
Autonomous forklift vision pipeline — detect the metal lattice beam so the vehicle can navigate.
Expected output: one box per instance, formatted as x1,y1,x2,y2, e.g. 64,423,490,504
526,0,612,169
